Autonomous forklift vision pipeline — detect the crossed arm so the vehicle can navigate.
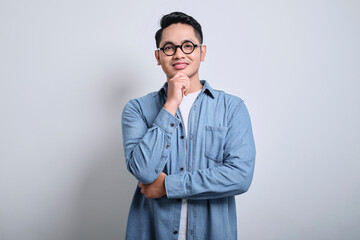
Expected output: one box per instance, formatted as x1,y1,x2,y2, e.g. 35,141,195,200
122,99,256,200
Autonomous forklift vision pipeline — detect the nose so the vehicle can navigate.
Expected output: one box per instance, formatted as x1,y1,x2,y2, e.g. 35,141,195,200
172,46,186,59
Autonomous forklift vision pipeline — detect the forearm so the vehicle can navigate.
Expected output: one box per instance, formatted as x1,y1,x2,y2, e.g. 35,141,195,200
165,155,255,200
122,101,180,184
126,127,170,184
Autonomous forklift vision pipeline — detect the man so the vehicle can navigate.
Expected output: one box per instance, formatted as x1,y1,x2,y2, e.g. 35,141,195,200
122,12,256,240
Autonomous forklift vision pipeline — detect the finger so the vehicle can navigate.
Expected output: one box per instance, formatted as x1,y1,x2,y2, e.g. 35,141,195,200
184,87,188,96
138,182,143,188
172,71,183,79
177,78,191,90
175,74,190,80
171,71,189,82
184,81,190,96
140,188,145,194
179,72,190,81
171,75,190,83
175,77,190,84
177,71,187,77
175,80,189,92
181,84,188,96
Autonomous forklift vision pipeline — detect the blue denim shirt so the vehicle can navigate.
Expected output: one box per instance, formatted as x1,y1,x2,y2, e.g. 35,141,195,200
122,80,256,240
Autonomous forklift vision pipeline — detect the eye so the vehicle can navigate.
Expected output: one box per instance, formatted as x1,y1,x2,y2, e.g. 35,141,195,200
183,43,193,49
164,45,175,50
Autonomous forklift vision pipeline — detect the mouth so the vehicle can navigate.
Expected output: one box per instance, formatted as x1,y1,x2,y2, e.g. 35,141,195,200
172,61,189,70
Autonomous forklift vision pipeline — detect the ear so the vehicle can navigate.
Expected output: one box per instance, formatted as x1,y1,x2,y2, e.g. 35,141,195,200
155,50,161,65
200,44,207,62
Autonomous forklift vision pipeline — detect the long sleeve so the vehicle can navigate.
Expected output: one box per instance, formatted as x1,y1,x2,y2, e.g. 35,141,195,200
165,100,256,200
121,99,181,184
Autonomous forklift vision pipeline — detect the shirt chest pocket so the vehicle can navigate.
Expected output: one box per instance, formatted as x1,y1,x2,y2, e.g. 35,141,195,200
205,126,228,163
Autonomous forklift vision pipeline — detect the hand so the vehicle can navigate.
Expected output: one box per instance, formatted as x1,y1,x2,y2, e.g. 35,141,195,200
138,172,167,199
164,71,190,115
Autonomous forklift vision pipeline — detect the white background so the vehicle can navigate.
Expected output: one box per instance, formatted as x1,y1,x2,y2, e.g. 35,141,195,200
1,0,359,239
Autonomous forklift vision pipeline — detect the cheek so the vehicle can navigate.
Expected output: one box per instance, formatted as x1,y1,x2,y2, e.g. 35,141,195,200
191,59,201,68
160,59,172,68
190,54,201,64
160,65,168,73
160,64,174,77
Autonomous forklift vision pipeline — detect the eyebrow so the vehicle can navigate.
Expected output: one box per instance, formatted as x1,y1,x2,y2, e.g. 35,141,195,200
161,39,194,47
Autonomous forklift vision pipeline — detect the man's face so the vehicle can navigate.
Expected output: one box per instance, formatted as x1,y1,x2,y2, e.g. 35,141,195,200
155,23,206,81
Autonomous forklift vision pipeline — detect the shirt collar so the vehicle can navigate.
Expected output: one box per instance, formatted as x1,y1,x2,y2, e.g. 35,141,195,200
157,80,215,99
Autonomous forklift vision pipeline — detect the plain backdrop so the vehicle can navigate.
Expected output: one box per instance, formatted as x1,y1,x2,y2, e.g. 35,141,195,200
1,0,359,239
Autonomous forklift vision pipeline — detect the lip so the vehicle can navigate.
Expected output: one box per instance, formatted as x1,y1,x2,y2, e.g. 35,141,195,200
172,61,189,70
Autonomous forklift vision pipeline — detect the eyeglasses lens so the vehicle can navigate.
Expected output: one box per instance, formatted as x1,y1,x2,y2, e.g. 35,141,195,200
182,42,194,54
163,42,195,56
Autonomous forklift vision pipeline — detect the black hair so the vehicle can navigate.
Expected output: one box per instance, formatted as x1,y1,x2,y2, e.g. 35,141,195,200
155,12,203,48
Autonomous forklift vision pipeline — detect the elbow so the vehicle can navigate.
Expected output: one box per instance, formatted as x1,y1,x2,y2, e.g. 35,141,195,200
233,177,252,195
234,178,253,196
233,161,255,195
126,160,158,184
239,178,252,194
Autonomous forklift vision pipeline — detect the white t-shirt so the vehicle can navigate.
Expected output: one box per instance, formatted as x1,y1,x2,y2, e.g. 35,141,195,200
177,88,202,240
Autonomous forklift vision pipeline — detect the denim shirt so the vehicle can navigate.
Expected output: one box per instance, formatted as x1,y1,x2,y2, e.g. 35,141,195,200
122,80,256,240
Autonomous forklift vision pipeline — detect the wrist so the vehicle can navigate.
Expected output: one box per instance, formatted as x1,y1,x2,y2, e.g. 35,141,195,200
164,101,178,116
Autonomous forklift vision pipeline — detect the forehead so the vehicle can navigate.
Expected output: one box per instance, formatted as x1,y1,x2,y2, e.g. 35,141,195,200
160,23,198,45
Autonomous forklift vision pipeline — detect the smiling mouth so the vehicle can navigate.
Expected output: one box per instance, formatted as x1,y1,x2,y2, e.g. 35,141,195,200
172,62,188,70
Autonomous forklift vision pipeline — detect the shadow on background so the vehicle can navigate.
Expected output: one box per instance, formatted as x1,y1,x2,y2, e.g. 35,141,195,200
71,69,140,240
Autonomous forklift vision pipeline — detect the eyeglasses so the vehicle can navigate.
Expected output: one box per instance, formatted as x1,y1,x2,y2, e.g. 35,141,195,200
157,40,202,56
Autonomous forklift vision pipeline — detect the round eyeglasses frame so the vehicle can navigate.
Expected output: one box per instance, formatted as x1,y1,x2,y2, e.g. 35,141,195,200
157,41,202,56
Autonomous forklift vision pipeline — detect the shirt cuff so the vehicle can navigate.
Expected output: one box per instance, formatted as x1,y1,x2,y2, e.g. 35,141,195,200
165,174,186,199
153,107,181,134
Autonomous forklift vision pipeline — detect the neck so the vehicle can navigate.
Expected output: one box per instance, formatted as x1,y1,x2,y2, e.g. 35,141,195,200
188,79,203,93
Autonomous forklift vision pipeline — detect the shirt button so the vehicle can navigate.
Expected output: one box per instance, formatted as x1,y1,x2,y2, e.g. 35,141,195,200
173,231,178,235
179,167,184,171
170,123,175,127
155,169,159,173
180,135,184,139
166,144,170,149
